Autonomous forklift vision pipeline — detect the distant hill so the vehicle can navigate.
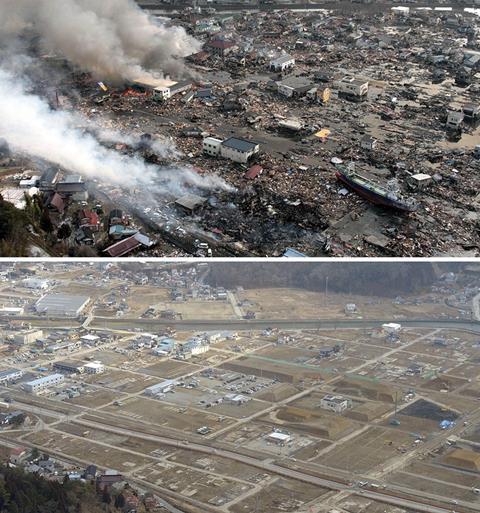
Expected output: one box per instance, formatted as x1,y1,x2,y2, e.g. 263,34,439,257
205,262,462,297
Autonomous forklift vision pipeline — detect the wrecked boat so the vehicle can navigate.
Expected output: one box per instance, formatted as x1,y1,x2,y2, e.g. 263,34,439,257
335,162,418,213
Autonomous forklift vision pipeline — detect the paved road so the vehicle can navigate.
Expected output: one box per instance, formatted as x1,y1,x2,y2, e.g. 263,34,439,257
88,317,480,333
5,315,480,333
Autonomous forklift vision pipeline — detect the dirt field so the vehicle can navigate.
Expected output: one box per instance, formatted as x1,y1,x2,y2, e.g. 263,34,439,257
337,495,413,513
404,461,480,489
386,470,477,502
167,449,272,482
53,421,173,456
237,289,459,321
315,426,413,473
93,370,158,393
101,396,236,434
160,300,237,320
230,478,329,513
122,285,171,315
221,356,325,384
261,405,359,440
133,461,254,506
24,430,151,471
137,359,199,378
65,388,127,408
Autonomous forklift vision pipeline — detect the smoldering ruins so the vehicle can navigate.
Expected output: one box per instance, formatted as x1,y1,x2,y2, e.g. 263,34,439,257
0,0,480,257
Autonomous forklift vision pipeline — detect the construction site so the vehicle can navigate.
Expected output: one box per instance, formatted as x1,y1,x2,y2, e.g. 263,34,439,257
0,261,480,512
1,1,480,256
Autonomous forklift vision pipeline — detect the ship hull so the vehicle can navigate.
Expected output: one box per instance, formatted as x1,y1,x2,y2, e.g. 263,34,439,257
336,171,416,212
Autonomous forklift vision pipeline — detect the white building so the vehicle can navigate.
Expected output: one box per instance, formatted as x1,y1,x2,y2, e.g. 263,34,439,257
267,432,291,445
84,362,105,374
130,76,192,101
203,137,223,157
224,393,250,405
446,110,464,130
22,278,49,290
23,374,64,394
360,135,378,151
0,307,24,316
336,76,369,101
320,394,351,413
144,380,177,396
220,137,260,164
13,329,43,346
391,6,410,16
80,334,100,344
382,323,402,334
183,337,210,355
203,136,260,164
0,368,24,385
205,332,224,344
344,303,357,315
270,54,295,72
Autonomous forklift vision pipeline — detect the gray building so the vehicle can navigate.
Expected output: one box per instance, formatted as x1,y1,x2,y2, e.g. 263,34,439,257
35,293,90,317
53,361,85,374
56,175,86,194
23,374,64,394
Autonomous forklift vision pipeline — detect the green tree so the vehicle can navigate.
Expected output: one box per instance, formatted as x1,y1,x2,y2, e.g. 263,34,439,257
39,209,53,233
0,196,29,256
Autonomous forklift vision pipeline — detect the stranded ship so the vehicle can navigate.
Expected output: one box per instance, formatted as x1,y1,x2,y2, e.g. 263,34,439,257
335,162,417,213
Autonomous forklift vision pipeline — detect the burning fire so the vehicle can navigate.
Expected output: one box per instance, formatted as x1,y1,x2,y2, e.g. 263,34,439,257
121,87,149,97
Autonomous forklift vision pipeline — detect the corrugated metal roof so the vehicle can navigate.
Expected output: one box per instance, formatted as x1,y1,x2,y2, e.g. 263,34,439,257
222,137,258,152
104,235,141,257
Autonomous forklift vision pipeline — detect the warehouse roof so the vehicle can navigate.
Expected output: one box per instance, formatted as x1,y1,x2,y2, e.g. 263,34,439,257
268,432,291,442
35,293,90,313
104,235,141,257
222,137,258,152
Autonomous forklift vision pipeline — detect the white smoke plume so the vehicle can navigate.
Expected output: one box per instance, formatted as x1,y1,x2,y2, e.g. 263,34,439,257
94,128,182,161
0,68,232,194
0,0,201,81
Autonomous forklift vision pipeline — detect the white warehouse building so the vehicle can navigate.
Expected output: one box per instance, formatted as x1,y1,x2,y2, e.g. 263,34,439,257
203,136,260,164
144,380,177,396
84,362,105,374
220,137,260,164
35,293,90,317
23,373,64,394
269,54,295,72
